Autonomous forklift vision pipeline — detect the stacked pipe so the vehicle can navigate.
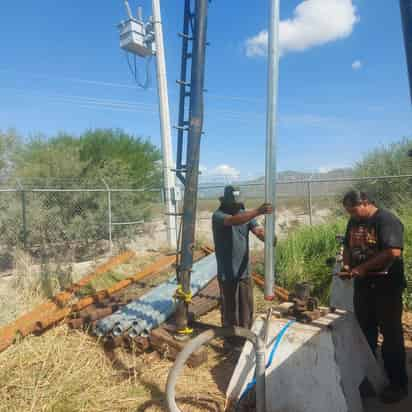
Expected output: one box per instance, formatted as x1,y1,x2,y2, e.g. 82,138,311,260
94,253,217,338
0,250,136,353
66,248,215,333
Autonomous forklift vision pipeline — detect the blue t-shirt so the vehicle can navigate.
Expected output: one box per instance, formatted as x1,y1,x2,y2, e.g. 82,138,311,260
212,209,258,281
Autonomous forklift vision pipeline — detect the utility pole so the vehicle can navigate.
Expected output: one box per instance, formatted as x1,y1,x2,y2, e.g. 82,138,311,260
400,0,412,102
119,1,177,250
264,0,280,300
174,0,209,337
151,0,178,250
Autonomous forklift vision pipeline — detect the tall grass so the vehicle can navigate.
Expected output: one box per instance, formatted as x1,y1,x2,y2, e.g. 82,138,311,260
268,219,347,304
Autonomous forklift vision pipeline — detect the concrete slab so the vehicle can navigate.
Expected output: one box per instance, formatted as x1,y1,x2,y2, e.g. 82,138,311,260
226,311,387,412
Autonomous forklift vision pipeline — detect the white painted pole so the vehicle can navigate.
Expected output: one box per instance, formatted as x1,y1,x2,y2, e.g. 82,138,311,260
151,0,177,250
264,0,280,299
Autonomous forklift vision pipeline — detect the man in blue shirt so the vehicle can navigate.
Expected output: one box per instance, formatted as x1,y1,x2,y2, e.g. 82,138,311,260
212,186,273,349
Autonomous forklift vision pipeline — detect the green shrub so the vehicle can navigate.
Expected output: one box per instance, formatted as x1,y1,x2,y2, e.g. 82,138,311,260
352,139,412,210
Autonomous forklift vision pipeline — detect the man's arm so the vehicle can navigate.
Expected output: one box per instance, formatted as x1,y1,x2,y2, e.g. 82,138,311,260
251,226,278,246
251,226,265,242
351,248,402,277
223,203,273,226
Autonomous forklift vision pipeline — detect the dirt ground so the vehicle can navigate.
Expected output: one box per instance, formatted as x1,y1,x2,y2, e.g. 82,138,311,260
1,293,412,411
1,247,412,411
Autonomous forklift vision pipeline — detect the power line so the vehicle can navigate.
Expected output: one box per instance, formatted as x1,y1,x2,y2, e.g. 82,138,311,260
0,68,265,104
0,86,265,122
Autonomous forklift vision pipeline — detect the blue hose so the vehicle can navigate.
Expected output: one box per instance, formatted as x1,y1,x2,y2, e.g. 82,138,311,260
236,320,295,408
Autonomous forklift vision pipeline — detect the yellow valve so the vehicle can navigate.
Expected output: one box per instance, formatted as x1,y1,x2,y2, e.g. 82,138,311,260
174,285,193,304
177,327,194,335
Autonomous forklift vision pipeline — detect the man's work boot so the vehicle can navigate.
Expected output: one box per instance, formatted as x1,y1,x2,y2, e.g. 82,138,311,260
380,385,408,404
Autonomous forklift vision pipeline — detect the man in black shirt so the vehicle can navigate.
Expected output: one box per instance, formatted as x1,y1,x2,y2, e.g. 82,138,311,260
342,190,408,403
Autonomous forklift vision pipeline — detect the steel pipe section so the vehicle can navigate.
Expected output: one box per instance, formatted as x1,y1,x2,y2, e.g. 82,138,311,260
94,254,216,337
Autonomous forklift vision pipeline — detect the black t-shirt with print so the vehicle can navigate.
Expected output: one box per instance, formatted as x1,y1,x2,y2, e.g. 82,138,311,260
344,209,406,291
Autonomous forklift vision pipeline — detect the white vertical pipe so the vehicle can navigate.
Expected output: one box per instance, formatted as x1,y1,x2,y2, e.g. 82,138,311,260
264,0,280,299
151,0,177,250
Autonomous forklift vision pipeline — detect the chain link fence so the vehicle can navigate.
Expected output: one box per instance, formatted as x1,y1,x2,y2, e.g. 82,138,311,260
1,174,411,274
195,174,412,246
0,179,164,275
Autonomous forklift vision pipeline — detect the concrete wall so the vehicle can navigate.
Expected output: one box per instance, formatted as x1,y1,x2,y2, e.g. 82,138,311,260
226,311,387,412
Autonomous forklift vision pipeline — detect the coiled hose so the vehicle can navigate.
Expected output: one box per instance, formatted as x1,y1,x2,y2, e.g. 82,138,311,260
166,326,266,412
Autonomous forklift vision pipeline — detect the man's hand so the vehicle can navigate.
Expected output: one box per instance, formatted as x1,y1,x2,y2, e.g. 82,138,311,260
257,203,273,215
338,265,366,279
337,265,354,279
350,265,367,278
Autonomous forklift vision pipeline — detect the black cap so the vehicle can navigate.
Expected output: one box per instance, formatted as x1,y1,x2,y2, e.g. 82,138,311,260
221,185,241,203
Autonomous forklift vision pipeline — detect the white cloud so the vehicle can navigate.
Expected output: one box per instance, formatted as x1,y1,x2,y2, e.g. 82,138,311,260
245,0,359,57
351,60,362,70
199,164,208,174
210,164,241,178
318,166,333,173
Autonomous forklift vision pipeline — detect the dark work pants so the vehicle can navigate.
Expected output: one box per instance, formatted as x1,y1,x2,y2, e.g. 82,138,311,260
354,285,408,388
218,276,254,339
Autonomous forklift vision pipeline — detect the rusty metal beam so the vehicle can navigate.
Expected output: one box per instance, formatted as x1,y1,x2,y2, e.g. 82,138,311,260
252,273,290,301
0,250,135,353
71,254,177,312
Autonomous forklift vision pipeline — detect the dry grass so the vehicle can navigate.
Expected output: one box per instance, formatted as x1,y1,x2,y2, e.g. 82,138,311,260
0,308,235,412
2,278,411,412
0,327,152,412
0,249,237,412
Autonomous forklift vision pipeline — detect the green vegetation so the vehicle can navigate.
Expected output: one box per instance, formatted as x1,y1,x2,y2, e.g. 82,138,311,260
13,128,161,187
0,128,162,263
352,138,412,209
254,220,346,304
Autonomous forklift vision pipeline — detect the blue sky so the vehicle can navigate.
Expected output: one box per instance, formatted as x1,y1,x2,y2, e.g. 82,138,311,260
0,0,411,179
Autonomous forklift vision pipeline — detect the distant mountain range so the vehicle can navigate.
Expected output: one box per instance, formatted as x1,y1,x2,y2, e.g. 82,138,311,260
198,168,355,199
250,168,354,183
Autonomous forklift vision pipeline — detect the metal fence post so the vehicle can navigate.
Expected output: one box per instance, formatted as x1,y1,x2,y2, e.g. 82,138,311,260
102,179,113,255
307,180,313,226
16,179,28,249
